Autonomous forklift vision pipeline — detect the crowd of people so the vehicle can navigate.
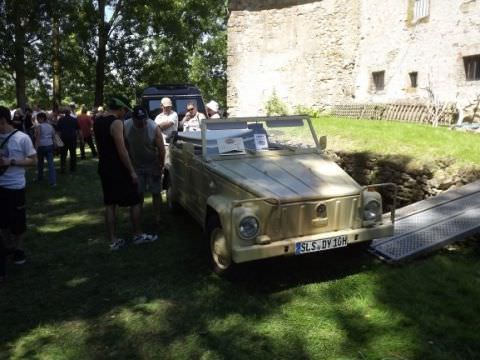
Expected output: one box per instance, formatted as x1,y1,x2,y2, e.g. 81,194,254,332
0,96,221,282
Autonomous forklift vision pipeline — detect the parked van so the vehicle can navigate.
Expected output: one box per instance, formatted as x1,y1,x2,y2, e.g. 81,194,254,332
141,84,206,123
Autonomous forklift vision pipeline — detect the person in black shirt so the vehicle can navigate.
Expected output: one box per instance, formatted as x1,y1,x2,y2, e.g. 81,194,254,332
93,95,157,251
56,108,80,173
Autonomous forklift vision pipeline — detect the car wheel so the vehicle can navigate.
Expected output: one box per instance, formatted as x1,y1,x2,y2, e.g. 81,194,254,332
207,215,235,276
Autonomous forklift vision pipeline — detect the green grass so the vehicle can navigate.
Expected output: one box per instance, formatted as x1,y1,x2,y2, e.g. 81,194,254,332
312,116,480,166
1,127,480,359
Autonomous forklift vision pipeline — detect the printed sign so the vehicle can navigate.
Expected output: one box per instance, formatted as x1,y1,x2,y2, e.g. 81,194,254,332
254,134,268,151
217,137,245,154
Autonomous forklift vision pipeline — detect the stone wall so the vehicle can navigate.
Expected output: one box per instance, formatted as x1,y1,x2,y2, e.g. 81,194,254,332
355,0,480,112
227,0,360,116
228,0,480,117
329,150,480,208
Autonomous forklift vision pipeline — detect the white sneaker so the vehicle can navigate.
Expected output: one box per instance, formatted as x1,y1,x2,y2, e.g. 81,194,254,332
132,233,158,245
110,239,126,251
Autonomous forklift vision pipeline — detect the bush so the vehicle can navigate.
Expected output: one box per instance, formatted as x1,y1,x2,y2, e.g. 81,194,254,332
265,92,289,116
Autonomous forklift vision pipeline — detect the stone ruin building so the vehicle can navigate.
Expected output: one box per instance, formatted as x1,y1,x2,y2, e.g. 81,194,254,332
227,0,480,121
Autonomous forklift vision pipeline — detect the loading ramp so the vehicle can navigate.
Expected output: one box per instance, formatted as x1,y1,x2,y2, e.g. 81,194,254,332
370,181,480,262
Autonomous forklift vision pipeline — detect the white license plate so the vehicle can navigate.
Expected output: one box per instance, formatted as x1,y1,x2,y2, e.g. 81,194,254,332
295,235,348,255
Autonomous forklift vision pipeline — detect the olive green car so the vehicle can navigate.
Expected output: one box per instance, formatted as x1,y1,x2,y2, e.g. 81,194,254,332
166,116,396,275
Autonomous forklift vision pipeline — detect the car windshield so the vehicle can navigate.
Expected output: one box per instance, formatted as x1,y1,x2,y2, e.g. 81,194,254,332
176,116,320,157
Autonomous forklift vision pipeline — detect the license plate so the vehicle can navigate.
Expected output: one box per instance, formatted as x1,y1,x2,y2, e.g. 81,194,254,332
295,235,348,255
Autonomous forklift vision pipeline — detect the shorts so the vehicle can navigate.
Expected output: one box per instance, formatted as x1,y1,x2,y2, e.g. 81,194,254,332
137,171,162,195
99,171,141,207
0,187,26,235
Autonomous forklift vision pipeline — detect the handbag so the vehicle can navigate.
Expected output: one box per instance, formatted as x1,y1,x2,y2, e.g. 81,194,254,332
53,132,64,148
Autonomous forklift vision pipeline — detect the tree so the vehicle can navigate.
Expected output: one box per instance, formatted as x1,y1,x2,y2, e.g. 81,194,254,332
0,0,48,109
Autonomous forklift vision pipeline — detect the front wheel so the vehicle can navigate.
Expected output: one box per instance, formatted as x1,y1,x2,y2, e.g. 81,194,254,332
207,215,235,276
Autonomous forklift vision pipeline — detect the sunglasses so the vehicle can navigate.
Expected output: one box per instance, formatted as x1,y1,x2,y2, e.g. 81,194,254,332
187,108,195,111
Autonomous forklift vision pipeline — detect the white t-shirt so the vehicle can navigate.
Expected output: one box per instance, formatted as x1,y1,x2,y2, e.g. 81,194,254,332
183,112,206,132
154,111,178,140
0,130,36,189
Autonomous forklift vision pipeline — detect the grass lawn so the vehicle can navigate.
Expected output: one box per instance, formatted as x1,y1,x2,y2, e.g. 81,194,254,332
1,121,480,359
311,116,480,167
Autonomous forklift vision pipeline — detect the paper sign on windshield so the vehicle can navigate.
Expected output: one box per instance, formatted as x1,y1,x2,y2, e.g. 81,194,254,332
254,134,268,151
217,137,245,154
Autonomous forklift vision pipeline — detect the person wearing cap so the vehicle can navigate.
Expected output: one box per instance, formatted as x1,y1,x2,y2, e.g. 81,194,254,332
206,100,221,119
154,97,178,142
181,102,206,132
93,95,157,251
125,106,166,225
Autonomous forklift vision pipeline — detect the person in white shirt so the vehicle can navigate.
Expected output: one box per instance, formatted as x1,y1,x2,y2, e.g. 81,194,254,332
0,106,37,273
206,100,221,119
154,97,178,142
181,102,206,132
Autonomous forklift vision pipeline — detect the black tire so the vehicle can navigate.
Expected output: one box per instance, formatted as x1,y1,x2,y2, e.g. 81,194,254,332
206,214,236,277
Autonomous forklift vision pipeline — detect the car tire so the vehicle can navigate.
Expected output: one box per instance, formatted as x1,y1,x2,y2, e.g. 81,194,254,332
207,215,236,277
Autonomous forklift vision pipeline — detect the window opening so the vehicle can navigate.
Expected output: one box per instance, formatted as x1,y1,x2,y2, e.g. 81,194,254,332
409,72,418,88
413,0,429,21
372,71,385,91
464,55,480,81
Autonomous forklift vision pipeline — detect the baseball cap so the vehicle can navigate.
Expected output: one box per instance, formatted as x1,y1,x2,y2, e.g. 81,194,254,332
161,97,173,107
108,95,132,111
132,105,147,120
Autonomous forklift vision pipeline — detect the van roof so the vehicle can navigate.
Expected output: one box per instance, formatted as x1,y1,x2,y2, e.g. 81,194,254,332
142,84,202,96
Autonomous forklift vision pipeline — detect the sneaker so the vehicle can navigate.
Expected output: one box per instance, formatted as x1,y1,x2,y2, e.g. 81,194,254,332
132,233,158,245
109,239,126,251
13,249,26,265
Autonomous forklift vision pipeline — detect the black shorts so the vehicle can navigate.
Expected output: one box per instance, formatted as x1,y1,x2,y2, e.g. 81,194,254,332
0,187,26,235
99,171,141,207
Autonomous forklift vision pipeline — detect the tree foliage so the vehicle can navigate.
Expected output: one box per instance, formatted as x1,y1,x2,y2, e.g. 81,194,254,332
0,0,228,109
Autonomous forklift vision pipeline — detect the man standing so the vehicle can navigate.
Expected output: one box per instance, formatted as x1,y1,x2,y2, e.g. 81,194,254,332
77,107,97,159
57,108,80,173
154,97,178,142
125,106,165,225
93,96,157,251
0,106,36,280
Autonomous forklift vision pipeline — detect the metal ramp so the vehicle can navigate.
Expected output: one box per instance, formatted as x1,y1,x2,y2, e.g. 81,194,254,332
370,181,480,262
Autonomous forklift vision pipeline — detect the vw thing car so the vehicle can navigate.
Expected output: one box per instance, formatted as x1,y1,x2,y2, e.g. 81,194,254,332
166,116,396,275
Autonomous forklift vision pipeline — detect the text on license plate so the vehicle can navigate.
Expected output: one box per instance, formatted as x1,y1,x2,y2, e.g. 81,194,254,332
295,235,348,255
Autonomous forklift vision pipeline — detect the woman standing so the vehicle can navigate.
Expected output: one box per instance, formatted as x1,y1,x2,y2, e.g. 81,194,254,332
35,112,57,187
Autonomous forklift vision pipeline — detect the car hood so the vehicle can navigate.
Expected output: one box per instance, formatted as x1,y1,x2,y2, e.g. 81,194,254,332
208,153,362,201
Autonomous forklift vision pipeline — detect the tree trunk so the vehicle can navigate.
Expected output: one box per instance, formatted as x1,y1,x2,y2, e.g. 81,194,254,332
94,0,107,107
52,14,61,110
13,11,27,110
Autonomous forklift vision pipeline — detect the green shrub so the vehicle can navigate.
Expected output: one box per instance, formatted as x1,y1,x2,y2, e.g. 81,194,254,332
265,92,289,116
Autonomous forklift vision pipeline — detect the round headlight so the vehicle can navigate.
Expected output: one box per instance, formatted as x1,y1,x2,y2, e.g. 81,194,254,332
363,200,381,221
238,216,259,239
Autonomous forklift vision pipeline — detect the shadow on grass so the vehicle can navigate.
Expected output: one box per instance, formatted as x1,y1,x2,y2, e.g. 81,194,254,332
2,156,479,359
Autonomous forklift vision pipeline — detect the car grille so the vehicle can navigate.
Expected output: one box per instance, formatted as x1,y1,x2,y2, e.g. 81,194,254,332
264,196,361,241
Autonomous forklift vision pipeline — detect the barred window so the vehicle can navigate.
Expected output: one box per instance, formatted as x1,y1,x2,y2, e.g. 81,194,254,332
372,71,385,91
464,55,480,81
413,0,429,21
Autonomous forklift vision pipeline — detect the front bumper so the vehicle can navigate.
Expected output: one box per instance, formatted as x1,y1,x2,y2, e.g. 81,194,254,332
232,223,393,263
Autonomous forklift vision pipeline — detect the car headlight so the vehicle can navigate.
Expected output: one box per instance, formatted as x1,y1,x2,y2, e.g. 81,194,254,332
238,216,259,240
363,200,381,221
